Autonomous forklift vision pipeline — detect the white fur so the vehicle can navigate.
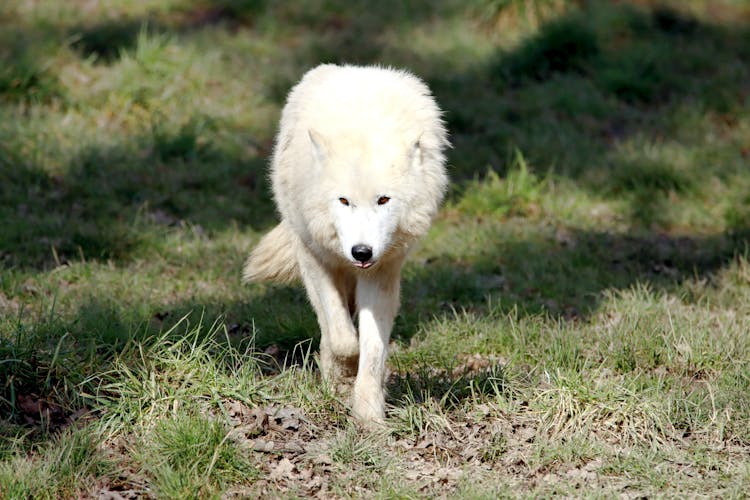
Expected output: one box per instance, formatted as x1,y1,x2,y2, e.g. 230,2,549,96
243,64,449,424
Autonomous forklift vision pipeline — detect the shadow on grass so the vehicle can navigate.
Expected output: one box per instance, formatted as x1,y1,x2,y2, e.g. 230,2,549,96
67,0,450,64
0,121,275,269
3,2,748,265
0,284,316,439
69,0,272,63
2,224,748,441
432,4,749,184
398,227,750,333
0,28,64,104
2,1,750,442
387,356,511,410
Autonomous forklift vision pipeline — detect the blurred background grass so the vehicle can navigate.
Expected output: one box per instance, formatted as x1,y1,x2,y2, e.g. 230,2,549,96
1,0,749,495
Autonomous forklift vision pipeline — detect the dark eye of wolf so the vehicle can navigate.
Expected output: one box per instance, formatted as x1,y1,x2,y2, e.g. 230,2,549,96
377,196,390,205
339,197,350,206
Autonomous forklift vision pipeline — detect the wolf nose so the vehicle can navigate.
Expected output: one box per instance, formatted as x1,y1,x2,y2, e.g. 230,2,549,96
351,244,373,262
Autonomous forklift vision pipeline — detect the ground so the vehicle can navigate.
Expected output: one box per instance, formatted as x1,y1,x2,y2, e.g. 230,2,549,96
1,0,750,498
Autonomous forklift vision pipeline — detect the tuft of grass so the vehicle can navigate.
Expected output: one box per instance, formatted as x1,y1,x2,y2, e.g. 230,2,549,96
88,315,267,436
478,432,507,463
390,389,454,439
0,427,112,499
453,149,545,218
607,159,695,196
0,30,63,103
144,413,256,498
329,425,386,470
71,18,158,64
1,0,750,496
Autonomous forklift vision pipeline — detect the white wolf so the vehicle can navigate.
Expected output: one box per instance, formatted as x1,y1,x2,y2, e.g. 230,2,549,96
243,64,448,423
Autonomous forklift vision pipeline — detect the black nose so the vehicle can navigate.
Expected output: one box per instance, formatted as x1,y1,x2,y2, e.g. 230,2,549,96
351,244,373,262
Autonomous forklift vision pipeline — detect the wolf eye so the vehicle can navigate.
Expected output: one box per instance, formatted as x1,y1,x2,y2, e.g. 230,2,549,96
339,197,350,206
377,196,390,205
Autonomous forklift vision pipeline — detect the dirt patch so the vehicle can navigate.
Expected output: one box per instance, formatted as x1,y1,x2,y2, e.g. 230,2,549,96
224,401,313,454
13,393,91,431
217,399,548,497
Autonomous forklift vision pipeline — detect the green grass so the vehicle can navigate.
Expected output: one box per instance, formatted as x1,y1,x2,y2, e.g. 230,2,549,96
2,0,750,497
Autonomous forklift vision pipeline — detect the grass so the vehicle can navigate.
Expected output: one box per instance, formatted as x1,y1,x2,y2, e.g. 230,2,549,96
1,0,750,497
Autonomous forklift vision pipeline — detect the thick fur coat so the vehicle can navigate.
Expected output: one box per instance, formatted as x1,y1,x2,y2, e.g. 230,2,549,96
243,64,449,423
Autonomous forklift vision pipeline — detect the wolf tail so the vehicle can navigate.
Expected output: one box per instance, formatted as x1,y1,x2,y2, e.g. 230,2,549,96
242,221,300,284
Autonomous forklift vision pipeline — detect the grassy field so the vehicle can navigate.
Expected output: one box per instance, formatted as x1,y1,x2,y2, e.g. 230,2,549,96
2,0,750,497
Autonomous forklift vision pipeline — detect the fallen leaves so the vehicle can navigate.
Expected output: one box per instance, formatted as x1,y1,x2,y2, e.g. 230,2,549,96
219,400,333,496
269,457,295,481
14,393,91,430
225,401,310,455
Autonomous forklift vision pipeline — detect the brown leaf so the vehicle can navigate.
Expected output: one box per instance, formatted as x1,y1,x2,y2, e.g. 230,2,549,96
68,407,90,422
404,470,422,481
282,440,306,454
268,406,304,431
251,438,275,452
0,291,21,314
415,438,433,449
96,489,140,500
17,394,44,415
302,475,322,493
270,457,296,481
264,344,281,356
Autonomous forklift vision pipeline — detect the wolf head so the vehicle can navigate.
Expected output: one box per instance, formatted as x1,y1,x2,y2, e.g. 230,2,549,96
271,65,449,270
308,129,434,269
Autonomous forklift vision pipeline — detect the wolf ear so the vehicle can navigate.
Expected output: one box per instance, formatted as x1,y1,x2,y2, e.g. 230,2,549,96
308,129,330,165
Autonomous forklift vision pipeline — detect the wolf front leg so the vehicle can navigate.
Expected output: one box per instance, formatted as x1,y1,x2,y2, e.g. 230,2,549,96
352,262,403,423
296,249,359,381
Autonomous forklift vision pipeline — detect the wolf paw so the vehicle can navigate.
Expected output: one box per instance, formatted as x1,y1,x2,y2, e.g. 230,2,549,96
351,386,385,424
